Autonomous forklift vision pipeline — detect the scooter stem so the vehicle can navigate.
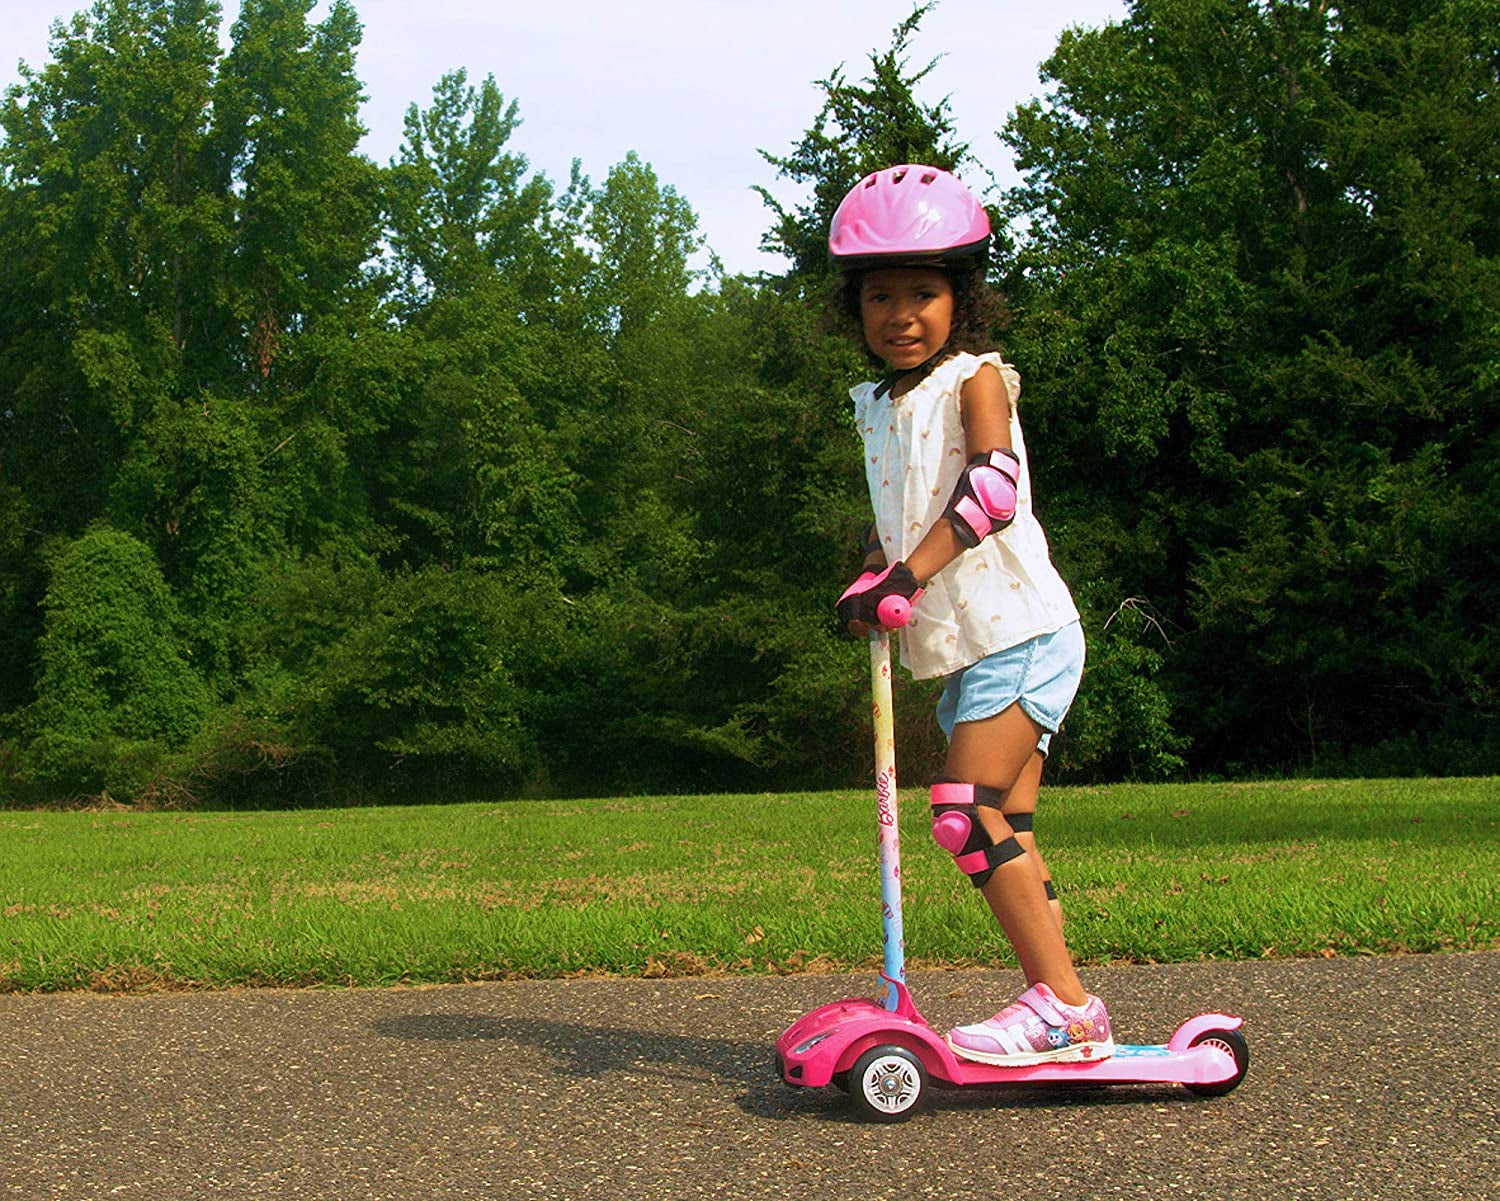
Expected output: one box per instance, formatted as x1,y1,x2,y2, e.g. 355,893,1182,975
870,632,906,1010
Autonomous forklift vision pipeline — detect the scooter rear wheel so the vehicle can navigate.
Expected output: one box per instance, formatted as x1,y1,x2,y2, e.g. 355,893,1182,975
1183,1028,1250,1097
848,1045,928,1122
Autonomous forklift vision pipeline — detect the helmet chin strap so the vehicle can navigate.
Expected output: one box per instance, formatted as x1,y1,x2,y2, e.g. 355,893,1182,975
874,344,954,399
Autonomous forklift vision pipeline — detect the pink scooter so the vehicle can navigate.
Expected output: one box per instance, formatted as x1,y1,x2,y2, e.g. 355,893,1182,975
775,623,1249,1122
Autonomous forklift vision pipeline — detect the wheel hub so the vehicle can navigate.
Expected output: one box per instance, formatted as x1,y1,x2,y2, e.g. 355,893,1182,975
865,1057,919,1112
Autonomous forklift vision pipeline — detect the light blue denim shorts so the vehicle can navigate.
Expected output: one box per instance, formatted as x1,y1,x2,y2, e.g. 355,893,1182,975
935,620,1086,756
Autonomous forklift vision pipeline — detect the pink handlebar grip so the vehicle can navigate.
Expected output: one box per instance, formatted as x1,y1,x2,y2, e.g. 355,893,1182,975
876,594,912,629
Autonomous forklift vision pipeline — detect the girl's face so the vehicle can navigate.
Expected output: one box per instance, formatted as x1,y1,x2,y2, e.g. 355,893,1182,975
859,267,955,371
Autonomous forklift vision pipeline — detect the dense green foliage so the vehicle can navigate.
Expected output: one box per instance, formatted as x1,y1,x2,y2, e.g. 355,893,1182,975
1000,0,1500,776
1,0,1495,805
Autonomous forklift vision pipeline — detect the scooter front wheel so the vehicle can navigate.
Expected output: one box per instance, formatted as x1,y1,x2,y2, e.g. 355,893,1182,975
848,1045,928,1122
1184,1027,1250,1097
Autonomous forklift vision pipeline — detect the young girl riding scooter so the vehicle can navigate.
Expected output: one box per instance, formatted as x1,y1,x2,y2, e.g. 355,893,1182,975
832,164,1113,1066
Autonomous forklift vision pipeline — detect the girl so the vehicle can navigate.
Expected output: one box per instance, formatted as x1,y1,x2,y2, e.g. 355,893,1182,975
832,164,1113,1066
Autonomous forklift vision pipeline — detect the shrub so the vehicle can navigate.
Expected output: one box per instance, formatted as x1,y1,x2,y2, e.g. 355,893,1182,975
19,526,212,795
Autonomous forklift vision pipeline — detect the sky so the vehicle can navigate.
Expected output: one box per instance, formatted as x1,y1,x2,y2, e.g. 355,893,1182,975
1,0,1129,276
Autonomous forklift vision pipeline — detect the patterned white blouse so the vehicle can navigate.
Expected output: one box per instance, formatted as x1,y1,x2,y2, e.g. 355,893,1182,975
852,351,1080,680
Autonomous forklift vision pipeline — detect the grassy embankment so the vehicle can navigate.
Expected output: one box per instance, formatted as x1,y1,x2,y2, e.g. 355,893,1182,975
2,778,1495,992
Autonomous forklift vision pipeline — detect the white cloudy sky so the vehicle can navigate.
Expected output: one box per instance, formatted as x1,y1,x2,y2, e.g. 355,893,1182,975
2,0,1128,275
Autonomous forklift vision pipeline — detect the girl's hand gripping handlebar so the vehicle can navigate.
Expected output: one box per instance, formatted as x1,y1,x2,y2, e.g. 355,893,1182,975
836,562,924,631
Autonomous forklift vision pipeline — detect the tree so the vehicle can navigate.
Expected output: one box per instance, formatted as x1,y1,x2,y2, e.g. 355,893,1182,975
213,0,379,375
1000,0,1500,774
757,2,976,283
679,5,988,785
384,68,554,309
570,153,705,583
1,0,396,799
0,0,229,540
0,0,253,705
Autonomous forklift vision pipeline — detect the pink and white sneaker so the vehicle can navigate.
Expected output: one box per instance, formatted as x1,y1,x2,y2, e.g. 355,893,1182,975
947,983,1114,1066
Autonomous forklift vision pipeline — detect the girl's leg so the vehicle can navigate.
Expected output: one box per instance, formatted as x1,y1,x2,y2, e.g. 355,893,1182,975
1002,750,1064,934
946,702,1086,1007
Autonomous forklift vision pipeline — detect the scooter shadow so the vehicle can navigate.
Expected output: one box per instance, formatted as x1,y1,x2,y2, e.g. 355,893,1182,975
371,1011,1198,1123
371,1010,801,1119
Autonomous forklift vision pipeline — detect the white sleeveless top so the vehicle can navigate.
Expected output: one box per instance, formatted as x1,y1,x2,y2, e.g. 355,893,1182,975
852,351,1080,680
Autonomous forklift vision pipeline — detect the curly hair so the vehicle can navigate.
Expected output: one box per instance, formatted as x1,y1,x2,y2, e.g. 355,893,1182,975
836,264,1010,371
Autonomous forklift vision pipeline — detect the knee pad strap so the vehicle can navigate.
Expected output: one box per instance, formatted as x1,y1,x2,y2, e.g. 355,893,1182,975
931,781,1026,887
957,835,1026,884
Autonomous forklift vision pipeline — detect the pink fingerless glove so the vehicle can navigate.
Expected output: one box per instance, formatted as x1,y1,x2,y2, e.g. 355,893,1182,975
836,562,925,630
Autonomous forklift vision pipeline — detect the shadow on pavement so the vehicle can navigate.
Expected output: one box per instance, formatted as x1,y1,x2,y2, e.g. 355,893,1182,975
370,1011,1202,1123
372,1010,805,1118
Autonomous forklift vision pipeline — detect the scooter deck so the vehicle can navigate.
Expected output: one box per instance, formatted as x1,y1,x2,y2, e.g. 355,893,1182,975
776,985,1242,1092
939,1039,1234,1089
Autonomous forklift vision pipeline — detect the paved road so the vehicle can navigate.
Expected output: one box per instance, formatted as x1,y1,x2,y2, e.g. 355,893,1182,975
1,953,1495,1200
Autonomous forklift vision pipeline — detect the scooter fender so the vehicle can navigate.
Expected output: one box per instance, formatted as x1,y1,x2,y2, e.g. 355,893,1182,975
1166,1012,1244,1053
776,979,956,1089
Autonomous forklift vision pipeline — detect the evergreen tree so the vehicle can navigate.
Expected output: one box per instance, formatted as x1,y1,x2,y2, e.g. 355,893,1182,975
757,2,976,284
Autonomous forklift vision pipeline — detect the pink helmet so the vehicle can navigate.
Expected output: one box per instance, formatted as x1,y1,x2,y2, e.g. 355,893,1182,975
828,164,991,269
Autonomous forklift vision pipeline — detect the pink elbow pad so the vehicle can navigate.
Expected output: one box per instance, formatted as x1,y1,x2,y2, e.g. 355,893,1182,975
945,449,1020,548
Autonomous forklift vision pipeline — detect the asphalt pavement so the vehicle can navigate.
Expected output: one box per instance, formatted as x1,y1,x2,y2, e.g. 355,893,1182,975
1,953,1495,1200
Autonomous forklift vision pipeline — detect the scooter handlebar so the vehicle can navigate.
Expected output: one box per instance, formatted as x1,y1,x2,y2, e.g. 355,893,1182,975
876,594,912,629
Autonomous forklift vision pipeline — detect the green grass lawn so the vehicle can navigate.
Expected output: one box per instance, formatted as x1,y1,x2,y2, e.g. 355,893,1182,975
2,777,1495,992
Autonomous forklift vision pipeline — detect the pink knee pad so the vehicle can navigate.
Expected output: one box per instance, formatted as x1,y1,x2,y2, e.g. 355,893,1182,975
930,781,1024,887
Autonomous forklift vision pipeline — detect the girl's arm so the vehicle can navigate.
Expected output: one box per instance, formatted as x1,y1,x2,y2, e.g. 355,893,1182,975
904,363,1012,583
843,521,891,638
859,521,888,573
